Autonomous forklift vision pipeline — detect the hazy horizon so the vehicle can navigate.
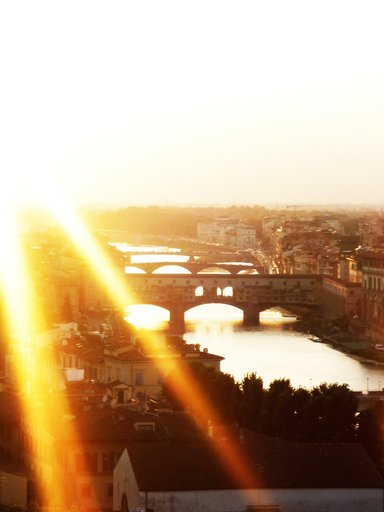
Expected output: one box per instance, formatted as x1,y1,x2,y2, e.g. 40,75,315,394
2,1,384,209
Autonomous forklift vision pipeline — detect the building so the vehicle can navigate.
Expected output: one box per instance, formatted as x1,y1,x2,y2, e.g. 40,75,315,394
114,429,384,512
361,249,384,343
338,254,362,283
197,217,256,249
322,276,362,323
0,391,55,508
58,332,223,398
60,409,206,511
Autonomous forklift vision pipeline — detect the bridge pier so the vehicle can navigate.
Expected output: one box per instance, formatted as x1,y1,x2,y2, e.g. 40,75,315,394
243,303,260,326
169,306,185,334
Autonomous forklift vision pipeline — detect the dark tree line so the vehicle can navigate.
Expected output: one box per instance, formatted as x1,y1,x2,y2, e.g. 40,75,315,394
240,374,358,442
163,365,384,467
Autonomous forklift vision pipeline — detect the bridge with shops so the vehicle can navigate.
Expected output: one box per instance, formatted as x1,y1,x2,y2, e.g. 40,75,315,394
126,273,322,332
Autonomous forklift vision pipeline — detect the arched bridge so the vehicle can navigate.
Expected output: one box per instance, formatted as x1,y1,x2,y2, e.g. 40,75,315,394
125,261,262,275
126,273,322,332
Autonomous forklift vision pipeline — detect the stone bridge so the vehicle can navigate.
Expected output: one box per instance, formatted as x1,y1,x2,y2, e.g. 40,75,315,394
126,273,322,332
125,261,263,275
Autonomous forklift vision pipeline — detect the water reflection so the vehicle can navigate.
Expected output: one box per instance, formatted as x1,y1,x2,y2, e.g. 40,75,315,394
125,303,384,391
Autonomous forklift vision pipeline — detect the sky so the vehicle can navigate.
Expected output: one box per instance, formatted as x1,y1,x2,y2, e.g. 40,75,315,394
1,1,384,209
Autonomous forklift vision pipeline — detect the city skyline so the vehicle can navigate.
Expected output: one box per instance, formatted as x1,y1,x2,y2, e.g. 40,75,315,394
2,1,384,210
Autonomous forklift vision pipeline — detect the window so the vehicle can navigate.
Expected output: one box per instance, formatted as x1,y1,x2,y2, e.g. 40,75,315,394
135,422,155,432
85,452,98,472
135,371,144,386
195,286,204,297
102,452,118,472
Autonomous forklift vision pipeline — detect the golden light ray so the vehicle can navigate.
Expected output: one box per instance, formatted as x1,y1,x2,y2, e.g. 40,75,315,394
0,205,63,507
140,330,260,490
125,305,169,329
0,202,99,510
41,190,136,311
35,186,261,497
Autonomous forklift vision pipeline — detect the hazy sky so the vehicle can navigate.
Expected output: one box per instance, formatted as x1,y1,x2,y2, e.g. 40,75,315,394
1,1,384,208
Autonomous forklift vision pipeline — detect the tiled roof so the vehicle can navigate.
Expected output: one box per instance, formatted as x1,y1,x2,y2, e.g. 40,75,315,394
60,407,171,442
108,349,147,362
127,430,384,491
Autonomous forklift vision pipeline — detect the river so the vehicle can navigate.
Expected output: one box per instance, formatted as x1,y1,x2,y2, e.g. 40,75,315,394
117,243,384,391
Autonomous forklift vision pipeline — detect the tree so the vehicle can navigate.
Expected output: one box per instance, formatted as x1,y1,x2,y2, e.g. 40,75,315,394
357,401,384,466
240,373,264,431
162,363,241,424
260,379,293,437
308,383,358,441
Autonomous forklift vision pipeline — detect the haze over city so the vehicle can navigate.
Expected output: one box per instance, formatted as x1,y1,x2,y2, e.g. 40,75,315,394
1,1,384,209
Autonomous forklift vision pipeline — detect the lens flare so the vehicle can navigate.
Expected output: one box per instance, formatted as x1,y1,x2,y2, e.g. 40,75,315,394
0,182,262,508
41,190,136,312
43,195,262,495
0,206,76,508
0,198,102,509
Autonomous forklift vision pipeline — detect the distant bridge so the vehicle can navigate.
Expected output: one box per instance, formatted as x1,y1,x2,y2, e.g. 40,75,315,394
125,261,262,275
126,273,322,332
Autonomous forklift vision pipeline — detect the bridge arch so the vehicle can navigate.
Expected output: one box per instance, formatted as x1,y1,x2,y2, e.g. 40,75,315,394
125,304,170,329
185,303,244,322
153,265,192,274
125,265,147,274
237,268,258,275
185,302,244,313
197,266,232,274
125,273,320,332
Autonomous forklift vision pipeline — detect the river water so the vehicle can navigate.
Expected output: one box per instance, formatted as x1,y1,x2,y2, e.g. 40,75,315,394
117,244,384,391
184,306,384,391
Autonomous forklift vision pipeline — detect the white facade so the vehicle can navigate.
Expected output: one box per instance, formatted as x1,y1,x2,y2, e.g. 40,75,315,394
197,218,256,249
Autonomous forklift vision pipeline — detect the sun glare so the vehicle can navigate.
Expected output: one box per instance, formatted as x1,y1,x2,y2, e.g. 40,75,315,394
39,187,137,311
0,202,80,508
0,182,261,508
125,305,169,329
46,192,262,500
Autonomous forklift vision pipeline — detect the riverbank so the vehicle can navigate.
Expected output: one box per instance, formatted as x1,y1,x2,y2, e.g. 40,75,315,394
307,323,384,367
